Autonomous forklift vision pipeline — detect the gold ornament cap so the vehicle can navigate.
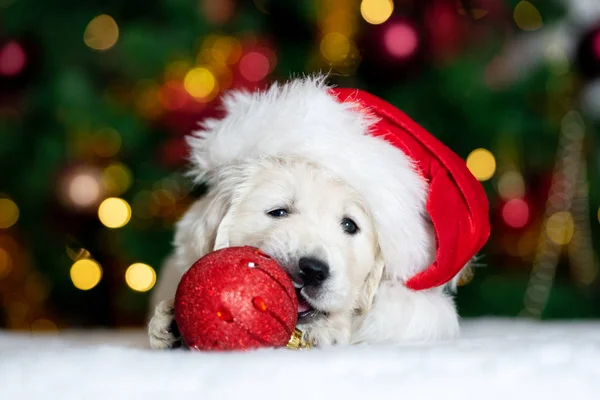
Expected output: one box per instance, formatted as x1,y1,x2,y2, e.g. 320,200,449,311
286,328,311,350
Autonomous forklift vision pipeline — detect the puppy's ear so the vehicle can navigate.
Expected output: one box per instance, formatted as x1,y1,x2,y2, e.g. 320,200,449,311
171,186,234,267
355,249,385,315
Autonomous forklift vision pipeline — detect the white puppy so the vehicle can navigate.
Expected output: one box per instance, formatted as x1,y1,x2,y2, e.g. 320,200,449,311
148,76,487,349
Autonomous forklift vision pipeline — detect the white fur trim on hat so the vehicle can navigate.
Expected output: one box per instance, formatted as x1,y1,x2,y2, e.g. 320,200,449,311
187,76,435,284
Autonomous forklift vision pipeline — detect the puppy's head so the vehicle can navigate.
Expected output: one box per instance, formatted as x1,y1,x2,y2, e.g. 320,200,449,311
177,156,383,327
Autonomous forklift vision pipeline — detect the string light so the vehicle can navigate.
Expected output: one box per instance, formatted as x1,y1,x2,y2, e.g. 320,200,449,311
125,263,156,292
98,197,131,228
84,14,119,51
502,198,529,229
183,67,217,100
521,111,587,317
239,52,270,82
320,33,351,62
360,0,394,25
384,23,419,59
513,1,543,32
70,259,102,291
545,211,575,245
0,198,19,229
0,41,26,77
466,148,496,181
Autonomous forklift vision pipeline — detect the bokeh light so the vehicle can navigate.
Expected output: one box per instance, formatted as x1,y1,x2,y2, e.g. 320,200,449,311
546,211,575,245
98,197,131,228
125,263,156,292
320,33,350,62
498,171,525,200
360,0,394,25
593,31,600,61
159,81,188,110
66,170,102,208
183,67,217,99
0,198,19,229
94,128,122,158
384,23,419,59
0,41,27,77
70,259,102,291
31,319,58,332
466,148,496,181
0,247,12,280
502,199,529,229
102,163,133,196
513,1,542,32
239,51,270,82
211,36,242,65
84,14,119,51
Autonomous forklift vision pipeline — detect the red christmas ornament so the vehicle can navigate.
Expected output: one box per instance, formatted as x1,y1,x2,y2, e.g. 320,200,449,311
174,246,298,351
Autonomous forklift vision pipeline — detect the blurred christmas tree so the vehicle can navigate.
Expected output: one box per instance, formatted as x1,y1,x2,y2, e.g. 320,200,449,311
0,0,599,330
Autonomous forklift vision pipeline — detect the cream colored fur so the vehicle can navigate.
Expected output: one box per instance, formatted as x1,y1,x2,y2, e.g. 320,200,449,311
148,77,461,349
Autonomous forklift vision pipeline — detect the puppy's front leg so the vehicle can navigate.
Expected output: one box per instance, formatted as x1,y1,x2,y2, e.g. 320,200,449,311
302,313,352,347
148,299,182,350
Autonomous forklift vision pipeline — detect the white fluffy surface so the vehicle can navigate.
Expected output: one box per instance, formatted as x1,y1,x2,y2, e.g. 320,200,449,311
2,319,600,400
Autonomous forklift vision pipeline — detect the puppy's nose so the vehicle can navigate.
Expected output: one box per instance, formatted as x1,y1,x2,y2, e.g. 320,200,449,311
299,257,330,286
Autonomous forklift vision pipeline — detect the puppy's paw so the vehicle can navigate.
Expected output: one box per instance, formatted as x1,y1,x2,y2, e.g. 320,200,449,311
148,299,181,350
302,316,351,347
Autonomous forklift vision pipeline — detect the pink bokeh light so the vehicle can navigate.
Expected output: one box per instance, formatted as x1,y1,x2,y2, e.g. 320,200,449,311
593,30,600,61
239,52,270,82
384,23,419,59
502,198,529,229
0,41,27,77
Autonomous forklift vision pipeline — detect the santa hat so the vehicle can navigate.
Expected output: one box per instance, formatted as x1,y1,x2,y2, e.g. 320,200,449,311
188,77,490,291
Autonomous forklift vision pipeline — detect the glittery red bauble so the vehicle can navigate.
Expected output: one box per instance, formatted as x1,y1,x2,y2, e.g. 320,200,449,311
174,246,298,351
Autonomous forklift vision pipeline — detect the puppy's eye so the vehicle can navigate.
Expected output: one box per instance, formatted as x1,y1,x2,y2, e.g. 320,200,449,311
341,217,359,235
267,208,289,218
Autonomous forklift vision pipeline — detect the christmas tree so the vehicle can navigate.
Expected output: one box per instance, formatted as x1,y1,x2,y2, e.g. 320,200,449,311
0,0,598,330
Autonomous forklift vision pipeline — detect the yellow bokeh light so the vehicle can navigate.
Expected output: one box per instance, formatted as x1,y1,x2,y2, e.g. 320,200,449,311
466,148,496,181
514,1,542,31
0,198,19,229
84,14,119,51
125,263,156,292
183,67,216,99
546,211,575,245
98,197,131,228
211,36,242,65
498,171,525,200
360,0,394,25
70,259,102,291
320,33,351,63
0,247,12,279
102,163,133,196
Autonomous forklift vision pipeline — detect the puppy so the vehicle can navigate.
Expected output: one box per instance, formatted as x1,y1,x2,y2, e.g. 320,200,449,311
148,76,488,349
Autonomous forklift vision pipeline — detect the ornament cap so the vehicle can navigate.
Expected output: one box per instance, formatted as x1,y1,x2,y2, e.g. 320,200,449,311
286,328,311,350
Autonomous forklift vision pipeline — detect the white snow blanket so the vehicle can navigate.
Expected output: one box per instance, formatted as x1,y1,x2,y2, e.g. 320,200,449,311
1,319,599,400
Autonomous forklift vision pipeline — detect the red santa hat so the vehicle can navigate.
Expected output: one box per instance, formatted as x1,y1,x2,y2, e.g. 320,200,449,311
188,77,490,291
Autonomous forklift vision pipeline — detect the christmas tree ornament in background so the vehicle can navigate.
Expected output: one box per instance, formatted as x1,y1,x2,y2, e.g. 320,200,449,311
174,246,309,351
